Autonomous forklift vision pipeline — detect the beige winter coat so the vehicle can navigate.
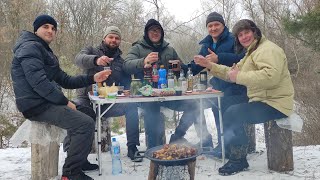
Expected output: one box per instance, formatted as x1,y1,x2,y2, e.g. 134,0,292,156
208,36,294,116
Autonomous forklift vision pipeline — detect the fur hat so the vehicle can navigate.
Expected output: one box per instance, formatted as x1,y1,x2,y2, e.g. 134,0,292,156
104,26,121,39
33,14,57,32
206,12,225,26
232,19,262,54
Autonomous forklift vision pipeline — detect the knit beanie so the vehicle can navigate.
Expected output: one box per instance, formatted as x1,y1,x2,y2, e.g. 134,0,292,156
206,12,225,26
33,14,57,32
104,26,121,39
143,19,164,47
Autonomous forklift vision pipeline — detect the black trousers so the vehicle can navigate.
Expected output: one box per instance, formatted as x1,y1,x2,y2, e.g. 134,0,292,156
30,105,94,176
74,98,140,147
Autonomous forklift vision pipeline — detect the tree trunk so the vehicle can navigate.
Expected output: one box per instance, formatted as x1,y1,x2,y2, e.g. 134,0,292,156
246,124,256,153
31,142,59,180
264,121,294,172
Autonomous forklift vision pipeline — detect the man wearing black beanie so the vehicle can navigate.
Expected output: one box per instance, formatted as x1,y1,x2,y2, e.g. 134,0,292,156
11,14,110,180
188,12,248,157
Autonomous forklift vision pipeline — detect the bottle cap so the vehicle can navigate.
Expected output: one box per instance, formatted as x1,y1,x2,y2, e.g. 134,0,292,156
112,137,116,142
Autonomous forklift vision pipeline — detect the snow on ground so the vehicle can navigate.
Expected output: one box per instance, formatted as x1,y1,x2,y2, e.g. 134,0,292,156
1,109,320,180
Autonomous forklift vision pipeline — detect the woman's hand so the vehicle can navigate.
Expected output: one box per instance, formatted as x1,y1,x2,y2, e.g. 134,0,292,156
227,63,239,82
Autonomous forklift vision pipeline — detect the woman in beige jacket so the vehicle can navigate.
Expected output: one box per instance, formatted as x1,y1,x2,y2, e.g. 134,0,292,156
194,19,294,176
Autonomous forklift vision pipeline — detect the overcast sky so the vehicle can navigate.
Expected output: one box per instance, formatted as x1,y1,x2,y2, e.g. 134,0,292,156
160,0,202,21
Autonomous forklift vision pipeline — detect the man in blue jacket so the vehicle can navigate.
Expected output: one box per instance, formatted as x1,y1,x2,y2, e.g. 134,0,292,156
171,12,248,157
11,15,110,180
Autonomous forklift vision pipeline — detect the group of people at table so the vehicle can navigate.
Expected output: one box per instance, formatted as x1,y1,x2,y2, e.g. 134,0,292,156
11,11,294,180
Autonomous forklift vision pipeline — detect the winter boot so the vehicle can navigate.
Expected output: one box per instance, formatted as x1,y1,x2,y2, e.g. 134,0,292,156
127,145,143,162
218,145,249,175
81,160,99,172
61,171,93,180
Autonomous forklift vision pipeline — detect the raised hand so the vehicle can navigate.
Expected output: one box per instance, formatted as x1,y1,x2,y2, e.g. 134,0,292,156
144,52,159,66
94,69,112,82
194,55,212,68
205,48,218,63
96,56,114,66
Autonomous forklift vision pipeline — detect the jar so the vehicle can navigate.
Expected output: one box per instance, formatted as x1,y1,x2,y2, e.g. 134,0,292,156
130,79,142,97
143,76,152,86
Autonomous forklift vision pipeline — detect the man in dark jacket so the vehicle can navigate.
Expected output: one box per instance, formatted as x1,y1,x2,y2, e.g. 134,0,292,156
11,15,110,180
124,19,212,149
73,26,141,161
188,12,248,158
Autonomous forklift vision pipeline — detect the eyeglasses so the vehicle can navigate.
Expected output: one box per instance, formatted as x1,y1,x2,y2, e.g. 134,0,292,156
149,28,161,33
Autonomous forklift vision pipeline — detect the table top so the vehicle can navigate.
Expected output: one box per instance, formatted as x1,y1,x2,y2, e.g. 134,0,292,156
89,90,223,104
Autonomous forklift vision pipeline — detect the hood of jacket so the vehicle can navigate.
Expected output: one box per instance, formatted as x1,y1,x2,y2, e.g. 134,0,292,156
143,19,165,51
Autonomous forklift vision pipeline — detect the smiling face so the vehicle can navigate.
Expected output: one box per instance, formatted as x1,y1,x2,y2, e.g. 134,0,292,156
237,29,255,48
104,33,121,49
34,24,56,44
148,26,162,43
207,21,224,42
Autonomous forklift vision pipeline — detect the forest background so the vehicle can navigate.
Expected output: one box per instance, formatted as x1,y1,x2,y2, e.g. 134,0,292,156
0,0,319,148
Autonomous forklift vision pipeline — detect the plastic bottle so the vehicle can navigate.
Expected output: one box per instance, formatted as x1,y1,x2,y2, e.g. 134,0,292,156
178,69,187,93
92,83,98,96
167,64,175,88
187,65,193,92
151,64,159,88
111,137,122,175
158,65,167,89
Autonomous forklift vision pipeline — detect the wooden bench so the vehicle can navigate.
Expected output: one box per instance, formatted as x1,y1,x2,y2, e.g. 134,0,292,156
11,120,65,180
264,120,293,171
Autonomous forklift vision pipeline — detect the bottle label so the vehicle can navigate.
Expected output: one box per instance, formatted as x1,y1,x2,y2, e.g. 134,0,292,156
168,79,174,88
113,146,120,155
152,75,159,82
187,79,193,91
181,81,187,92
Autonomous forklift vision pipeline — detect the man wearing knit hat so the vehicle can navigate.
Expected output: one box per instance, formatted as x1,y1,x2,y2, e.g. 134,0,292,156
188,12,248,158
11,14,111,180
73,26,142,162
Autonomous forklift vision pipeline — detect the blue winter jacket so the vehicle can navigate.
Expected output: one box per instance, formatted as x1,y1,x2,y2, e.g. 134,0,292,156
190,27,246,96
11,31,94,118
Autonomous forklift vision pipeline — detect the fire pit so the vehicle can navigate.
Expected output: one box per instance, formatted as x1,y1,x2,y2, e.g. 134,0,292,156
144,144,202,180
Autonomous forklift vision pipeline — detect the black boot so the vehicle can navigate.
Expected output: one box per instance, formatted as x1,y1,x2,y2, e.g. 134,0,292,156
127,145,143,162
61,171,93,180
218,145,249,176
81,160,99,172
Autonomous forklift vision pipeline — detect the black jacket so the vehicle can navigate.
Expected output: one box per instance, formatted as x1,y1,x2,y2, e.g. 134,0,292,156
74,42,131,100
11,31,94,118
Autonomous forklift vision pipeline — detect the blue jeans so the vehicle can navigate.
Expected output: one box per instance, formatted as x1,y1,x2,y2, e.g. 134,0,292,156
211,95,249,145
223,101,287,146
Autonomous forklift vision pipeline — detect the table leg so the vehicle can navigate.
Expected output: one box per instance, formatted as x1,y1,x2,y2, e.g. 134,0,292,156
96,104,102,176
200,98,203,149
218,96,225,164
